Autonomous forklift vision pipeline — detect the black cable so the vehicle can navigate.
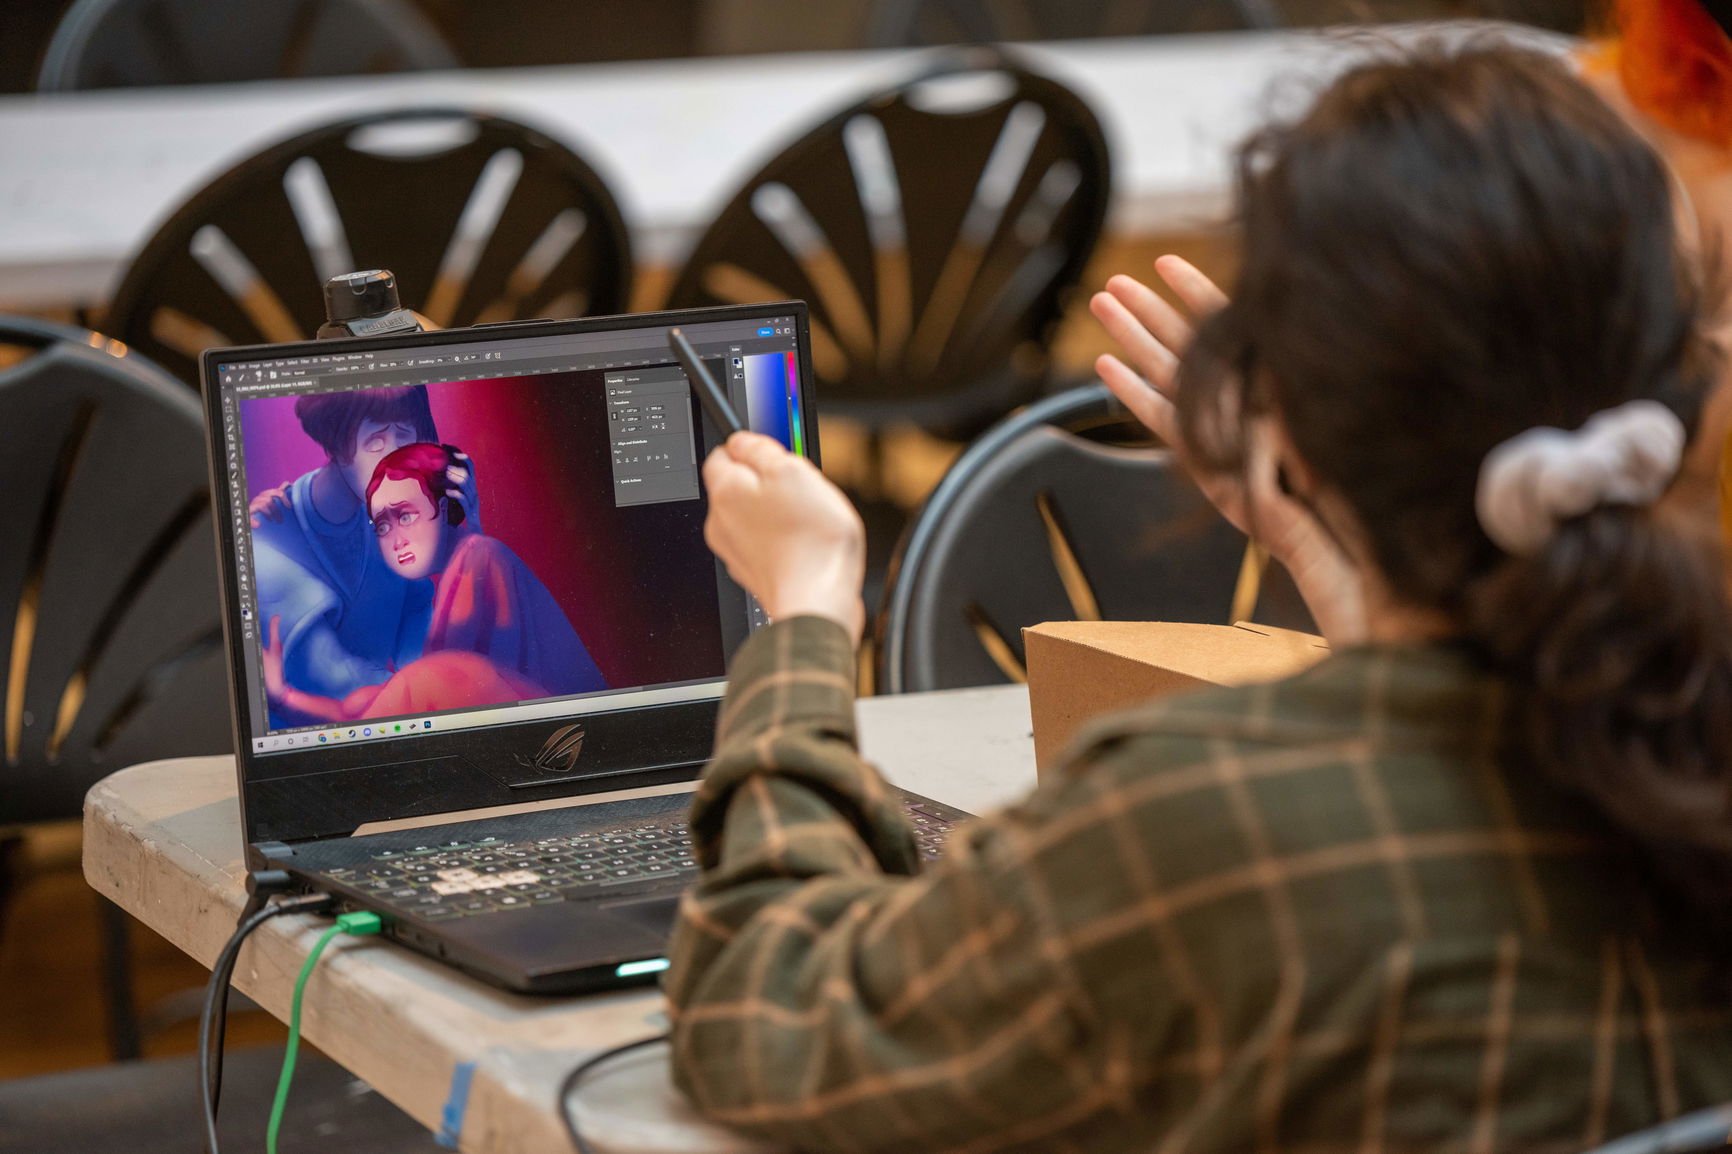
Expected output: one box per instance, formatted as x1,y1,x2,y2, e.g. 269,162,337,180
557,1033,671,1154
198,891,334,1154
205,870,295,1125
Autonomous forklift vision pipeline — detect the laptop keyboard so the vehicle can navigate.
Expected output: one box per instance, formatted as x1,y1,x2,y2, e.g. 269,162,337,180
321,792,970,922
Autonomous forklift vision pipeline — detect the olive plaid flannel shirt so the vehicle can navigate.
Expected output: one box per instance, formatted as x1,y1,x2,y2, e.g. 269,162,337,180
664,617,1732,1153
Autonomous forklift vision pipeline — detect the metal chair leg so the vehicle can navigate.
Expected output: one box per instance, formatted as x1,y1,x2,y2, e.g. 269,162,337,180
100,899,143,1061
0,835,22,950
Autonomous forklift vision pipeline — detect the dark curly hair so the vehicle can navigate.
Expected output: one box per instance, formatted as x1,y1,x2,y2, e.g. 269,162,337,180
1177,43,1732,944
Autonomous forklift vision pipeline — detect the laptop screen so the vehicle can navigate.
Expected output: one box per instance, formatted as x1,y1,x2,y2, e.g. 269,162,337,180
204,305,812,842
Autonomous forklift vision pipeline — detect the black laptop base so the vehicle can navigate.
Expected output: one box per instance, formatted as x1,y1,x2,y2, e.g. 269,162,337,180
268,787,973,996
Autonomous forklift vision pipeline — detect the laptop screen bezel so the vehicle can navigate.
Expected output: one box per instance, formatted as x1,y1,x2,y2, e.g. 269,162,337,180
199,302,820,850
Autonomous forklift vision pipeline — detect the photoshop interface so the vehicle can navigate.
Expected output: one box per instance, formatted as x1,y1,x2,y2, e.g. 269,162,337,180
214,313,799,752
605,367,699,506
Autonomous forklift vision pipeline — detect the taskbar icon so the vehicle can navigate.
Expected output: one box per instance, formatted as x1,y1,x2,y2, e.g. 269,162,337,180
257,718,434,751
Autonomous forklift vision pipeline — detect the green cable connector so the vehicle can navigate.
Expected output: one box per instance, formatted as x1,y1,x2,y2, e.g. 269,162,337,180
265,910,385,1154
335,910,383,936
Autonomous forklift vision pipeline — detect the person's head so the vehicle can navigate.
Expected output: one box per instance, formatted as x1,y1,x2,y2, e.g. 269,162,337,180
365,442,467,581
295,387,438,501
1178,44,1732,937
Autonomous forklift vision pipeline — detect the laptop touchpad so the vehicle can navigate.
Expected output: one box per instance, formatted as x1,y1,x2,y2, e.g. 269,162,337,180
602,895,681,935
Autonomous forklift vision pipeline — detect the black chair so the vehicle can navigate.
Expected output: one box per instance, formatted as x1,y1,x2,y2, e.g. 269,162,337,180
0,316,231,1059
663,47,1111,443
876,383,1314,694
869,0,1282,47
102,107,635,386
0,1011,444,1152
36,0,459,91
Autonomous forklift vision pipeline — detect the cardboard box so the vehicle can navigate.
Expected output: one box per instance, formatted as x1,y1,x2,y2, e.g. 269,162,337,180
1023,621,1329,773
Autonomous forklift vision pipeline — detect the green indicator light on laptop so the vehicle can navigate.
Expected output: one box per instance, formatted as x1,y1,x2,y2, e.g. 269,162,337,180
615,957,670,979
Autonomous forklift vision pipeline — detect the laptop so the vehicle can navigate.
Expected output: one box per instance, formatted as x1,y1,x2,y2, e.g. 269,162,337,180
200,302,970,995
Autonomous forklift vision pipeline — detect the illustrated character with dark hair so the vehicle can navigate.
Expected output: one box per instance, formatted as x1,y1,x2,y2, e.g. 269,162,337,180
250,386,464,726
262,442,605,722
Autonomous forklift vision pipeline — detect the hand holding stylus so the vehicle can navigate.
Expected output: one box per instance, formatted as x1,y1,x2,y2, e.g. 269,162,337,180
702,432,866,647
668,327,744,435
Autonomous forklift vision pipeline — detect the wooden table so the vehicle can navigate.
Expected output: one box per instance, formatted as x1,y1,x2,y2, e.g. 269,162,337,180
82,683,1036,1153
0,26,1565,311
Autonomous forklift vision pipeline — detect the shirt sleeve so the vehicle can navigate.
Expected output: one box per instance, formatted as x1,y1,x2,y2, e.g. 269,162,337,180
663,616,1191,1152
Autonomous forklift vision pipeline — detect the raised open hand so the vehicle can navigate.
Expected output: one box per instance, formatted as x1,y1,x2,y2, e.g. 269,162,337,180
1089,256,1245,527
1091,257,1366,643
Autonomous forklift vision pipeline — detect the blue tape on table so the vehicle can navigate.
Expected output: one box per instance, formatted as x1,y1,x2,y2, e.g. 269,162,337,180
436,1059,477,1149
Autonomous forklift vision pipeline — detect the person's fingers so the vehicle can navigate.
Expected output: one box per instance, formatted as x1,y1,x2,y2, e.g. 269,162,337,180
1242,418,1335,564
702,444,747,490
702,512,728,558
722,430,792,472
1097,354,1180,445
1155,255,1228,316
1101,274,1194,355
268,615,281,650
250,513,262,529
1090,290,1181,387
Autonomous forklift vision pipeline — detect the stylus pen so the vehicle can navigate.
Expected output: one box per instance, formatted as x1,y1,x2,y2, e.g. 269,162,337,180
667,327,745,436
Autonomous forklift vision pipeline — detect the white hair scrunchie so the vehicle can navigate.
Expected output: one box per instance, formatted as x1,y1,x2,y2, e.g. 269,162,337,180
1475,399,1686,556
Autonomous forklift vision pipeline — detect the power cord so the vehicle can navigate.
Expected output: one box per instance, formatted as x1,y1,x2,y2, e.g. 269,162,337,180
198,890,335,1154
266,909,382,1154
202,870,300,1146
558,1033,671,1154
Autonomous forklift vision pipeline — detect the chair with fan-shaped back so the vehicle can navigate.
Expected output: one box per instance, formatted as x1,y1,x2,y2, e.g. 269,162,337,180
0,315,231,1057
37,0,459,91
663,47,1110,443
102,108,635,387
876,384,1316,694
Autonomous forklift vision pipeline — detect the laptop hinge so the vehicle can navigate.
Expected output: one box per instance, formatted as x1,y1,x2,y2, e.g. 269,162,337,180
255,840,296,863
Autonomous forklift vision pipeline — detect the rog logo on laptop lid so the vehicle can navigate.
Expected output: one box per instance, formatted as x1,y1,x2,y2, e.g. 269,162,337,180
517,723,587,774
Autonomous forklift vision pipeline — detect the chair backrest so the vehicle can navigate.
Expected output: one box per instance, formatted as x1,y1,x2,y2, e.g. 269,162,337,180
663,48,1110,441
37,0,459,91
868,0,1281,47
0,317,230,825
102,107,635,386
876,383,1314,694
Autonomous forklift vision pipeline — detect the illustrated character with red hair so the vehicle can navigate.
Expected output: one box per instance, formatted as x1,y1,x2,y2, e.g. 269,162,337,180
263,442,606,722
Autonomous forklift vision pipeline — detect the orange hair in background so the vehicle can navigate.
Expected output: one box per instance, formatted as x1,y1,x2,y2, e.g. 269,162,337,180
1602,0,1732,142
